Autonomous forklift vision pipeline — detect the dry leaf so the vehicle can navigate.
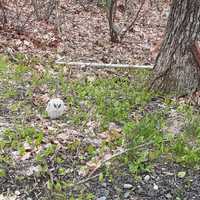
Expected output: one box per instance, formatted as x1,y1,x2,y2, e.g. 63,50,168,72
78,165,89,177
32,94,49,106
106,129,122,142
33,64,46,76
57,129,81,140
86,158,101,171
98,132,108,139
98,123,122,142
20,152,32,161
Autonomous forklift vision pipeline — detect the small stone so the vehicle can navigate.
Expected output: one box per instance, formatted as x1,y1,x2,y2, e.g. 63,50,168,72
123,183,133,189
137,185,143,194
153,183,158,190
177,171,186,178
23,142,32,150
163,171,174,176
11,151,20,160
144,175,150,181
124,191,130,198
85,183,90,188
27,198,32,200
165,193,172,199
96,196,107,200
15,191,20,195
102,182,107,187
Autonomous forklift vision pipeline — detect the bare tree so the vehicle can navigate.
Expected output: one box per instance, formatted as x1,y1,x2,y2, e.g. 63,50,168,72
150,0,200,95
0,0,62,33
31,0,58,21
0,0,8,25
105,0,145,43
106,0,119,42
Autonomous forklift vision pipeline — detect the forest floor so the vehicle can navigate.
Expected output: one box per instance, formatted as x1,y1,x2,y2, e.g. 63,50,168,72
0,0,169,64
1,1,200,200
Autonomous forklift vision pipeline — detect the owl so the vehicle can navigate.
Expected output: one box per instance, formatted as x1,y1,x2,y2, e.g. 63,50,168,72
46,98,65,119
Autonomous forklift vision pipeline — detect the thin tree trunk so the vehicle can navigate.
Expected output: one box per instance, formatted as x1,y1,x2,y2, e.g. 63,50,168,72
150,0,200,95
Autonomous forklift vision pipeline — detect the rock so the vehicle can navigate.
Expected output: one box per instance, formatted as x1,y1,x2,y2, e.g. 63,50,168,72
165,193,172,199
124,191,130,198
123,183,133,189
177,171,186,178
137,185,143,194
23,142,32,150
144,175,150,181
102,183,107,187
96,196,107,200
153,183,158,190
14,191,20,196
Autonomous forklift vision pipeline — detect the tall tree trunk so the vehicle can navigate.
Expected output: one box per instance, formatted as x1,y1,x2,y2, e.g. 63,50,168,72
150,0,200,95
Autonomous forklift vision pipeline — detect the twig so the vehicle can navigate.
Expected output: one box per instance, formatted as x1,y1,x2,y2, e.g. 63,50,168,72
5,47,19,62
55,60,153,69
69,141,157,188
88,140,154,177
73,173,100,186
120,0,145,41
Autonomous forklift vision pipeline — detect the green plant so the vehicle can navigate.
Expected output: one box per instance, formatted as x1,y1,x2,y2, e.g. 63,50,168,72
0,168,6,177
122,113,165,174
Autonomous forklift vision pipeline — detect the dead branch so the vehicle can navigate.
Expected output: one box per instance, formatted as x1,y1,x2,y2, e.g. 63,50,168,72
120,0,145,41
55,59,153,69
87,140,154,177
74,173,101,186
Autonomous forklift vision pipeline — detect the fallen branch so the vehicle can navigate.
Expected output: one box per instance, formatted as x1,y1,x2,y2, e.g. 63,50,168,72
73,173,101,186
88,140,154,177
70,140,162,188
55,60,153,69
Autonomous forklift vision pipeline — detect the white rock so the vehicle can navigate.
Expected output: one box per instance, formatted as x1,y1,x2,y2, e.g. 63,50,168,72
46,98,65,119
14,191,20,196
153,183,158,190
123,183,133,189
165,193,172,199
144,175,150,181
23,142,32,150
102,183,107,187
96,197,107,200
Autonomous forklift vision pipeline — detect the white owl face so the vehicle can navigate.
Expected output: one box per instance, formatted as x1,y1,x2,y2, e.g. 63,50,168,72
46,98,65,119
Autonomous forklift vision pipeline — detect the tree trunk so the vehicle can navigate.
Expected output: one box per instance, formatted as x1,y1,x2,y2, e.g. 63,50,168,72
150,0,200,95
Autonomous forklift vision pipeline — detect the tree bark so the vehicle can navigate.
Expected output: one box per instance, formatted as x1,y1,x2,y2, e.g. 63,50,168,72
150,0,200,95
